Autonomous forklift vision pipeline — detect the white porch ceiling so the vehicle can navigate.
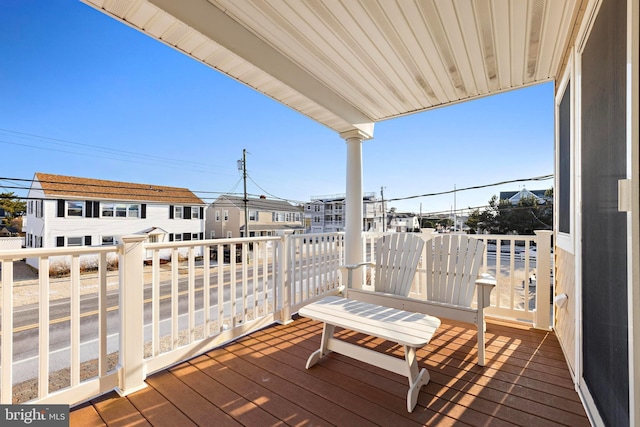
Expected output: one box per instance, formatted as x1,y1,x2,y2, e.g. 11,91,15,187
81,0,584,137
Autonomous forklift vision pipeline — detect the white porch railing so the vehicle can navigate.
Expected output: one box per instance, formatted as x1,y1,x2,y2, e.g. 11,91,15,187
0,230,551,406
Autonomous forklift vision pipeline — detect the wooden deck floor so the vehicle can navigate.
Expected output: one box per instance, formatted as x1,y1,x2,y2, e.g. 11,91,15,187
70,316,590,426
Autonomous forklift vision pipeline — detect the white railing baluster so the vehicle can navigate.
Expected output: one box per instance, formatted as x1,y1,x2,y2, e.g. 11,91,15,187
98,253,107,377
241,243,248,323
1,259,13,403
171,247,179,350
152,249,160,357
230,245,237,327
217,244,224,333
203,244,210,337
188,247,195,343
71,255,80,387
38,257,50,399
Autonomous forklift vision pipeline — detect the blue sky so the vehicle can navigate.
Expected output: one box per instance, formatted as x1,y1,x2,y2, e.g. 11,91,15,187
1,0,554,215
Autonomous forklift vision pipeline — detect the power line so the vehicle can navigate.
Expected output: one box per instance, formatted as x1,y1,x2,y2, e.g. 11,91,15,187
0,129,239,177
385,174,553,203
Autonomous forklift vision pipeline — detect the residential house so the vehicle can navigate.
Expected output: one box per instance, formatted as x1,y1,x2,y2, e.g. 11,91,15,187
387,211,420,233
499,188,550,205
304,193,385,233
206,194,304,239
24,172,206,268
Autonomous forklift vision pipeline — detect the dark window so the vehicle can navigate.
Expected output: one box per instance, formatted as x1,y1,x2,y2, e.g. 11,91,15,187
169,205,174,219
56,236,64,247
141,204,147,219
183,233,192,241
169,234,174,242
85,236,92,246
558,83,571,234
184,206,192,220
57,200,65,217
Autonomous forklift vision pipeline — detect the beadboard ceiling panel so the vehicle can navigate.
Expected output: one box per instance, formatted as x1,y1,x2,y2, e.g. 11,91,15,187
81,0,583,137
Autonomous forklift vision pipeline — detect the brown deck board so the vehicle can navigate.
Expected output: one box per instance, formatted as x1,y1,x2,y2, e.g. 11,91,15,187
68,402,106,426
71,317,590,426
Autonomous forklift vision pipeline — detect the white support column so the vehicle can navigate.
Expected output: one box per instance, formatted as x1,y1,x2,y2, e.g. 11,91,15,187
116,235,147,396
340,129,372,290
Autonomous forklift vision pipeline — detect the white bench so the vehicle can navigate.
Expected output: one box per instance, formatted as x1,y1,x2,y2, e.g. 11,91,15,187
298,296,441,412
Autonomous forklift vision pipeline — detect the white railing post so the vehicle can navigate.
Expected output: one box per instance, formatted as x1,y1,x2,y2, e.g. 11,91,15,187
533,230,553,330
276,233,292,323
116,235,147,396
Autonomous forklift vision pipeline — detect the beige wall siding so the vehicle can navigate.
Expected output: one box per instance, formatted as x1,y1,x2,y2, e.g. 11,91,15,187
554,247,576,378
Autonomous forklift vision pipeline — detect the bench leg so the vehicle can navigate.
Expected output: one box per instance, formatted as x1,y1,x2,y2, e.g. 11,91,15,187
404,346,429,412
477,319,486,367
306,323,335,369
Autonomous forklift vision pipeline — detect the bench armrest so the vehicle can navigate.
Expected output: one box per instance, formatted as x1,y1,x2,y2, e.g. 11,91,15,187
475,273,496,309
340,262,375,289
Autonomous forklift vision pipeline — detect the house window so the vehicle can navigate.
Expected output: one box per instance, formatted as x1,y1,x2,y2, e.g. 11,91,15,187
128,204,140,218
174,233,183,242
555,60,574,253
174,206,183,219
115,204,127,217
67,236,83,246
102,204,114,217
210,231,215,238
67,201,84,217
102,203,140,218
192,207,200,219
226,231,232,238
215,210,220,222
249,210,258,221
102,236,115,245
223,210,228,221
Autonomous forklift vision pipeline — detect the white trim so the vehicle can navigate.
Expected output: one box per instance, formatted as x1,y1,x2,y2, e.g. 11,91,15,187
627,0,639,424
555,52,575,254
573,0,598,421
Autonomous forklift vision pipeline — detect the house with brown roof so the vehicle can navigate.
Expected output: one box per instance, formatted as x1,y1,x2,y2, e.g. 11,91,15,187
24,172,206,268
206,194,304,239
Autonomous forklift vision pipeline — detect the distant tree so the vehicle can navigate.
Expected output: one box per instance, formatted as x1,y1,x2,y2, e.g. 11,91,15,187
466,190,553,235
0,192,26,225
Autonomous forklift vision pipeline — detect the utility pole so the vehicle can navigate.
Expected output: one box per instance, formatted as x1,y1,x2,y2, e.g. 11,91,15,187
381,186,386,232
238,149,249,237
453,184,457,232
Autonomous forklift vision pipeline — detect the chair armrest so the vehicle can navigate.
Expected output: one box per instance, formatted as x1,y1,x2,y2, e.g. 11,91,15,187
342,262,375,271
340,262,375,289
475,273,496,309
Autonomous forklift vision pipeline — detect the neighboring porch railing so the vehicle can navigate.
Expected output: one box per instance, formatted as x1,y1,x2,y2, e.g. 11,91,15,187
0,230,551,406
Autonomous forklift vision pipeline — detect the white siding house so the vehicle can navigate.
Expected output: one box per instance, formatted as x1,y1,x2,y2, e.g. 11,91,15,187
304,193,385,233
24,172,206,268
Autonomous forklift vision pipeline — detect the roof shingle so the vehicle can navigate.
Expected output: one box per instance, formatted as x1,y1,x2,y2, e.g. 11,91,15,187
34,173,204,205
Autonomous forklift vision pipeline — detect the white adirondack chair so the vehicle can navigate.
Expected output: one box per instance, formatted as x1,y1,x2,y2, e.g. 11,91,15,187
425,234,495,365
342,232,425,297
347,233,496,366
